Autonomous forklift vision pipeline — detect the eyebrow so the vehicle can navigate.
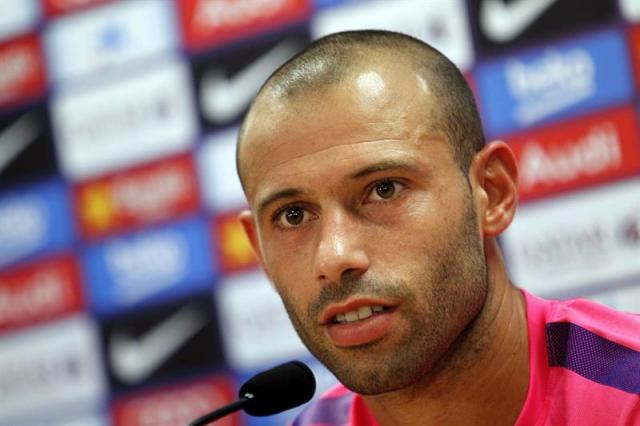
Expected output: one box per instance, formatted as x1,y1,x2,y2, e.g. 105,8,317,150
257,187,304,218
349,159,420,179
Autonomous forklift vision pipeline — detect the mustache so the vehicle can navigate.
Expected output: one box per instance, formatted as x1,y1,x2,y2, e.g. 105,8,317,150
307,276,410,319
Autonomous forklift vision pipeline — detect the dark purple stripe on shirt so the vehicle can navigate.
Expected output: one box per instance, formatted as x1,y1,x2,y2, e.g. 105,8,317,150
292,392,352,426
546,321,640,394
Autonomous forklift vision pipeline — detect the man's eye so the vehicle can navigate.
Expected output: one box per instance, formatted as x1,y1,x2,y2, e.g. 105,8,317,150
368,181,403,202
276,206,311,228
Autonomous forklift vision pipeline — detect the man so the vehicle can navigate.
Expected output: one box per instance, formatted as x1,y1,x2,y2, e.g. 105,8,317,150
235,30,640,425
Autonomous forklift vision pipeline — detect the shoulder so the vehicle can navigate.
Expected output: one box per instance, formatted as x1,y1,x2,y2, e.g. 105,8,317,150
545,294,640,352
533,292,640,394
518,292,640,425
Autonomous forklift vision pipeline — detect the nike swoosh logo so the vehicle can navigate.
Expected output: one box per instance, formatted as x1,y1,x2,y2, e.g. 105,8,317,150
109,303,208,384
200,38,302,123
0,112,40,174
480,0,557,43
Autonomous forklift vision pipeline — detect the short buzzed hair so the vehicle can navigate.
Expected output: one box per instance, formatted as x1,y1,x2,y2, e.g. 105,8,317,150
237,30,485,184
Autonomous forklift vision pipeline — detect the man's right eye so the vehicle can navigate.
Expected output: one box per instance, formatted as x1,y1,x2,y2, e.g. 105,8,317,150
275,206,312,228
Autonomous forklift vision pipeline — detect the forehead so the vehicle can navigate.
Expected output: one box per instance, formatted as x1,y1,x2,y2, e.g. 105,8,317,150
239,67,444,204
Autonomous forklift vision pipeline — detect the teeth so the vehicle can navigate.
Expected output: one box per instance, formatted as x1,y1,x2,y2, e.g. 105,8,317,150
345,311,358,322
333,305,385,324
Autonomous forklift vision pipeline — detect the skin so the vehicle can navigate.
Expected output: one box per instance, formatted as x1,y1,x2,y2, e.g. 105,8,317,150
238,60,529,425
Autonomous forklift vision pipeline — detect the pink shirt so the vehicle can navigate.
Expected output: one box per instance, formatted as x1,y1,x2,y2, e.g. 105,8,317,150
293,291,640,425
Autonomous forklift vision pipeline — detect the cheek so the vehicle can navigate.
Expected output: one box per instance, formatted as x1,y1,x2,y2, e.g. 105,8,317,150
383,198,451,250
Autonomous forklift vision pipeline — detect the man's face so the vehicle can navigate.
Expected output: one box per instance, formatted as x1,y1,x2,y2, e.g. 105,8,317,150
239,66,488,395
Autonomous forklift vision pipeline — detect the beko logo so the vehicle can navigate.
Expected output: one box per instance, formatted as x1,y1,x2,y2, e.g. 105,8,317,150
193,0,289,30
506,48,594,125
105,233,187,303
519,123,621,190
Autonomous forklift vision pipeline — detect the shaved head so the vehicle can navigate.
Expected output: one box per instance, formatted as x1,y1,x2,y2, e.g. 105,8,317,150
232,30,524,404
237,30,485,190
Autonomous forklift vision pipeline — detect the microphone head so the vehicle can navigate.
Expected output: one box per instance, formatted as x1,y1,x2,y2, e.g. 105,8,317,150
239,360,316,416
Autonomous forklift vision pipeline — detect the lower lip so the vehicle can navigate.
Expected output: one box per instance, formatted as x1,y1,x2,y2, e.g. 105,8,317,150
325,311,395,347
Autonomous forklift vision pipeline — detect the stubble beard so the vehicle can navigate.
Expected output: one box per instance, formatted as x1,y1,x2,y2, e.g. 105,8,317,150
276,195,488,395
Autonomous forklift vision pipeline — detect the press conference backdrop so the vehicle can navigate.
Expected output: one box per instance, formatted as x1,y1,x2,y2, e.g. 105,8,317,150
1,0,639,425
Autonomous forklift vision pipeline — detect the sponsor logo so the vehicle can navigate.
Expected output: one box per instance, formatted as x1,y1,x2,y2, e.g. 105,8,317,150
216,271,307,371
0,180,73,268
178,0,310,52
475,29,634,136
197,128,247,211
212,211,258,275
102,296,225,392
51,57,198,180
508,106,640,201
74,154,200,239
83,217,214,316
112,376,239,426
0,316,106,422
0,34,46,107
506,48,595,125
0,0,40,41
312,0,473,71
45,0,177,82
0,106,57,188
479,0,556,43
0,254,84,332
110,302,208,384
44,0,111,16
501,178,640,297
198,34,307,126
471,0,616,57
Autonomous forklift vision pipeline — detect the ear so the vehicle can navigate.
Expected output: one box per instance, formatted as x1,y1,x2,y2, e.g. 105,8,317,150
469,141,519,237
238,209,266,269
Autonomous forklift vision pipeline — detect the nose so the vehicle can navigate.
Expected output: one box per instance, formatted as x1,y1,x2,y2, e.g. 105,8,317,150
313,210,370,283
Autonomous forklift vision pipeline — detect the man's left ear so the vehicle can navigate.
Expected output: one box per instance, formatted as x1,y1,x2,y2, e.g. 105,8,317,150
469,141,519,237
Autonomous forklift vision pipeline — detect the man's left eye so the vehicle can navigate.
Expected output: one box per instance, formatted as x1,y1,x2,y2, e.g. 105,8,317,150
367,181,403,202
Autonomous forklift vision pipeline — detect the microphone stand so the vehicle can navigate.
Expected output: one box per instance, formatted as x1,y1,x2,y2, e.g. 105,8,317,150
187,394,253,426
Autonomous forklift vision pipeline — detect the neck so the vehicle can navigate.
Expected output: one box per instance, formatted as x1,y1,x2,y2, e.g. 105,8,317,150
363,239,529,426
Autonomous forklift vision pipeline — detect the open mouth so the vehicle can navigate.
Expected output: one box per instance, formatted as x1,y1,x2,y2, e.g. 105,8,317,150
331,305,391,324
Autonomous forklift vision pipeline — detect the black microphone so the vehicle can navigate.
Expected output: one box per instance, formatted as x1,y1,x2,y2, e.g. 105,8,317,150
187,361,316,426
